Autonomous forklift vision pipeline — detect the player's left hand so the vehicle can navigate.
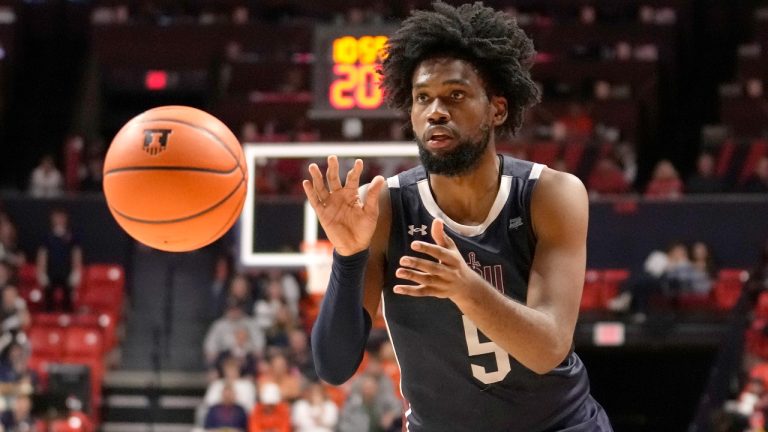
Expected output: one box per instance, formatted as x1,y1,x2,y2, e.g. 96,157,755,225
394,218,485,301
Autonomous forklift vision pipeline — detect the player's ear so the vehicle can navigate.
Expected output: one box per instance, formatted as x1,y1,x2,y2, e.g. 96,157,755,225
490,96,508,127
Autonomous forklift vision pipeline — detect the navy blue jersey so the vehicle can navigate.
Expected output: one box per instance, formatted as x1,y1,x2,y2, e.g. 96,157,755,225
382,155,611,432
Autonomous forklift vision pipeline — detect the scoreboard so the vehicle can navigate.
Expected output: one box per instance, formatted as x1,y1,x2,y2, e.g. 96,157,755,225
310,25,401,119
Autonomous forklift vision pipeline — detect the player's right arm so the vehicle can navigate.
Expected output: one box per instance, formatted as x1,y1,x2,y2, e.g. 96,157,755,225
302,156,388,385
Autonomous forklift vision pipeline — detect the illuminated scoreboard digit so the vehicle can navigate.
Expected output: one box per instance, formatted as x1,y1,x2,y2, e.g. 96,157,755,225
310,25,401,119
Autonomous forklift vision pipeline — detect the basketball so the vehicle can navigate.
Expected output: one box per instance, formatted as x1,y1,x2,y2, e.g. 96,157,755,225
103,105,247,252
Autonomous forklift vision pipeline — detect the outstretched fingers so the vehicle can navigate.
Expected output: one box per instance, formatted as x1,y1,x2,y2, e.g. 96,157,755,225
307,163,329,204
326,155,342,192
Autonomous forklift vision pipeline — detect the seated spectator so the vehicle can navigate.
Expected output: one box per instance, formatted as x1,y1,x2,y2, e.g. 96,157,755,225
28,154,63,198
258,270,301,319
291,381,339,432
212,326,259,379
285,329,316,382
587,157,631,196
0,343,36,396
608,242,712,321
555,102,594,141
338,372,402,432
686,152,725,194
203,299,265,366
0,262,12,291
226,274,256,317
209,253,234,320
740,156,768,193
645,159,683,199
248,382,291,432
79,144,105,193
258,352,302,403
690,241,717,287
205,357,256,412
36,207,82,312
204,383,249,432
0,394,35,431
663,242,712,297
0,286,29,333
264,302,295,349
0,213,24,267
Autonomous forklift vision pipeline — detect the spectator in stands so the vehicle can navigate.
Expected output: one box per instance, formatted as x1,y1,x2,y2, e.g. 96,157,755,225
258,352,302,403
204,383,249,431
210,253,234,319
0,262,12,291
615,143,638,186
248,382,291,432
254,279,291,335
690,241,717,285
747,239,768,302
0,394,35,431
587,156,631,196
645,159,683,199
337,372,402,432
28,154,63,198
263,302,295,349
740,156,768,193
213,326,259,379
0,286,30,355
226,274,256,317
0,343,35,392
663,241,712,297
291,381,339,432
608,242,711,321
556,102,594,141
203,298,265,366
285,329,316,381
0,213,24,267
36,207,82,312
258,270,301,320
79,145,105,193
686,152,725,194
240,121,259,143
205,357,256,412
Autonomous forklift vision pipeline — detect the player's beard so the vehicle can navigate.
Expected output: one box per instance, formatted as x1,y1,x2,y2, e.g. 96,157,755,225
416,123,491,177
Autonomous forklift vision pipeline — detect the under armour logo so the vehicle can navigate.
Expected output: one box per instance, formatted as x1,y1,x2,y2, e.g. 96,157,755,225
143,129,172,156
509,217,523,230
407,224,427,236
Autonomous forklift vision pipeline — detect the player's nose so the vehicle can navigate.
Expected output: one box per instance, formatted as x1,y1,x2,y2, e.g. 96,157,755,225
426,99,450,124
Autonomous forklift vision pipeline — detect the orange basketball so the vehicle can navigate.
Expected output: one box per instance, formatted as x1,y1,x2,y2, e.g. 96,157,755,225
103,106,247,252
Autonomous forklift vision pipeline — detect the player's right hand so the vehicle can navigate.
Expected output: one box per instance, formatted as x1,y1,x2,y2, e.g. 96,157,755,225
302,155,386,256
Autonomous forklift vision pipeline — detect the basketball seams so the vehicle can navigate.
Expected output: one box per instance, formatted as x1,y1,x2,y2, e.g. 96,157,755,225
200,191,246,247
136,117,240,164
110,177,245,225
104,165,241,176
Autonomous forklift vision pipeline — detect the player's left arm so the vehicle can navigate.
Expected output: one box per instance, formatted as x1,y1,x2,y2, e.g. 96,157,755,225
394,168,587,374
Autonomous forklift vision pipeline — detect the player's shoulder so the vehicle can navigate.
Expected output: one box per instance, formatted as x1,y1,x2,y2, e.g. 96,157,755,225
536,165,587,201
386,164,427,189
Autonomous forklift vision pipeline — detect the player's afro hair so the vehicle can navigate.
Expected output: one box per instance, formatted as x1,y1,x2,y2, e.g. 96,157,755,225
380,1,540,136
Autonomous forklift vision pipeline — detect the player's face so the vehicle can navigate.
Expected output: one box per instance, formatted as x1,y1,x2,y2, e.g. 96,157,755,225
410,57,506,176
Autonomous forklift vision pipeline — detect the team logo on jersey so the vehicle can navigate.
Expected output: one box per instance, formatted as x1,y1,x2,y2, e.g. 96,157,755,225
508,217,523,230
142,129,172,156
407,224,427,236
466,251,505,294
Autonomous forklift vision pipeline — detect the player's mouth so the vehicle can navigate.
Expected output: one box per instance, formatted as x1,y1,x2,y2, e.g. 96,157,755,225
425,127,456,150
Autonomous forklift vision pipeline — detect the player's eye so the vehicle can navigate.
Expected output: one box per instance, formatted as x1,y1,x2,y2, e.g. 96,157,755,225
414,93,430,103
450,90,465,101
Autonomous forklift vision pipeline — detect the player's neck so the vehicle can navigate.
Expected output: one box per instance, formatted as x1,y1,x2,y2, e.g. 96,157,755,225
427,151,501,225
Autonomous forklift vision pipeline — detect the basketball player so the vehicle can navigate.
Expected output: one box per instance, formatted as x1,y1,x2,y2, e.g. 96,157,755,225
303,3,612,431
